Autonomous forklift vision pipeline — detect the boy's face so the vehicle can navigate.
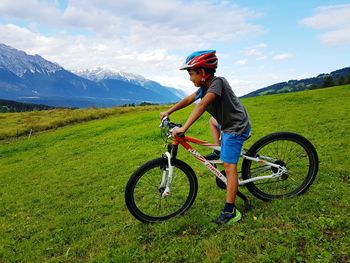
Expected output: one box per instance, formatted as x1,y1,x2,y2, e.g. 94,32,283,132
188,69,203,87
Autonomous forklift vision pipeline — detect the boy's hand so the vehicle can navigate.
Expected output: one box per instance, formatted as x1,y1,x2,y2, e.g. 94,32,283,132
172,127,186,137
160,111,169,120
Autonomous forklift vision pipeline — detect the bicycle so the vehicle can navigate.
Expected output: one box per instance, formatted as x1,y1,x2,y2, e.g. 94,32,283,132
125,117,319,223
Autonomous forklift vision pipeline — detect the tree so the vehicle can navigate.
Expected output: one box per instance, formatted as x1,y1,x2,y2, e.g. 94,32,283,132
308,84,319,90
346,73,350,84
338,76,345,85
322,76,334,88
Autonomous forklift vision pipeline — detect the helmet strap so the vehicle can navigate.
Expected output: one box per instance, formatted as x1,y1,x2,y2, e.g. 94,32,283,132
201,73,211,85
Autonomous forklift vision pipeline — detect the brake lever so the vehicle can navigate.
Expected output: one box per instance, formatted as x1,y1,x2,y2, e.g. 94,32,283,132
160,117,170,128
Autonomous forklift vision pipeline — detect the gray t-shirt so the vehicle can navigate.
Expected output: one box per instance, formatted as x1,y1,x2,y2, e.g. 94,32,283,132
197,76,251,134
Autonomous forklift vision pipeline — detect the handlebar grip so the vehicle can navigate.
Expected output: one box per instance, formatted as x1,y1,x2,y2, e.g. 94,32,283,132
177,133,185,138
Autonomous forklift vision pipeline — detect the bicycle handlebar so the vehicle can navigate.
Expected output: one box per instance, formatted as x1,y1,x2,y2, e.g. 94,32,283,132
160,117,184,138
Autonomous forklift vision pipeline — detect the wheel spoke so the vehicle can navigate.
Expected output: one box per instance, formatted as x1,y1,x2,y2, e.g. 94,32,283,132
252,179,287,186
249,165,271,176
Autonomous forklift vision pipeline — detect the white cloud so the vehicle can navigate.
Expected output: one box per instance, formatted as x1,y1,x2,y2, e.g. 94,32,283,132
301,4,350,46
228,78,257,96
0,24,58,52
0,0,63,27
273,53,292,61
67,0,264,41
320,27,350,46
243,43,267,60
235,59,248,65
0,0,264,44
254,43,268,49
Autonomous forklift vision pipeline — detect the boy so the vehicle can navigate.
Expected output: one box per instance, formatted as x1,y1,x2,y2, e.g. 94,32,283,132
160,50,251,225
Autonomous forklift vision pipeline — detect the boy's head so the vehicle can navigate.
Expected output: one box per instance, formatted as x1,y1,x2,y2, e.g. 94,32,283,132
180,50,218,86
187,68,215,87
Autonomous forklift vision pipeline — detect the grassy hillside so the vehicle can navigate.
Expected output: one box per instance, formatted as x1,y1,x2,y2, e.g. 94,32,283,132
0,105,165,140
0,85,349,262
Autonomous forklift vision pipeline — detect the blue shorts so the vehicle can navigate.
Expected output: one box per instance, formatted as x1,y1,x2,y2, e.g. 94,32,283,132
220,127,251,164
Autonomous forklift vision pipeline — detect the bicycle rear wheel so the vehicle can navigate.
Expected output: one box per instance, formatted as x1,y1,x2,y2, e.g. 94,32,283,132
241,132,318,201
125,158,198,222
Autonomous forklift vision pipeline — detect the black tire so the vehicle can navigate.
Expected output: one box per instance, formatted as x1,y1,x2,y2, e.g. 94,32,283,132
241,132,318,201
125,158,198,222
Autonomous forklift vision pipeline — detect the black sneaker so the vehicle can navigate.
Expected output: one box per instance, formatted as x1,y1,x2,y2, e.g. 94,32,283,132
214,209,242,225
204,150,220,161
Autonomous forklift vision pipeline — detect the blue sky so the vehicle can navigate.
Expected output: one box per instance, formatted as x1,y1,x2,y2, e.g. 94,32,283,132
0,0,349,96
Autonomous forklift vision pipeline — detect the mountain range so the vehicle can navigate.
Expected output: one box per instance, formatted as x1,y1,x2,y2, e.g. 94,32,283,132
242,67,350,98
0,43,185,108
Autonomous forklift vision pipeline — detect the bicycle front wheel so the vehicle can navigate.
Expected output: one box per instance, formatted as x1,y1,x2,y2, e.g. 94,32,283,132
125,158,198,222
241,132,318,201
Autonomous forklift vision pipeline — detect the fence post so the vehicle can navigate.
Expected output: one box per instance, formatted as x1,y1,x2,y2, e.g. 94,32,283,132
28,128,33,139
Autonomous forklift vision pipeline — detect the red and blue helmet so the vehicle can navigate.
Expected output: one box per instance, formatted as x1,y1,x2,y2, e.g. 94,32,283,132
179,50,218,70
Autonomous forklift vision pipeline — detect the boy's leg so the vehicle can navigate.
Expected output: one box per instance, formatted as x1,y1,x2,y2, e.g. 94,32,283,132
214,130,250,225
223,163,238,204
209,117,220,145
214,162,242,225
205,117,221,160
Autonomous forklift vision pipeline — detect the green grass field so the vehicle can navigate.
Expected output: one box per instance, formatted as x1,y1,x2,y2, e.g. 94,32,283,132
1,85,349,262
0,105,166,140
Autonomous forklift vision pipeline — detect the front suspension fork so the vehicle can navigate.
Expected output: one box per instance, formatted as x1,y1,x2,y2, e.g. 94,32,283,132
159,144,178,197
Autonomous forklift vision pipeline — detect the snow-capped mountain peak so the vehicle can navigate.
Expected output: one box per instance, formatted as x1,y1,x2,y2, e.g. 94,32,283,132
0,43,62,77
75,67,148,86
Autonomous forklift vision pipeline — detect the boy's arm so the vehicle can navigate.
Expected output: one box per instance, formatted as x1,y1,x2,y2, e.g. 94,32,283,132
172,92,217,136
160,92,197,120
